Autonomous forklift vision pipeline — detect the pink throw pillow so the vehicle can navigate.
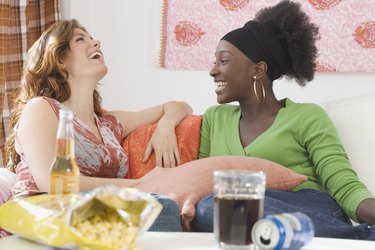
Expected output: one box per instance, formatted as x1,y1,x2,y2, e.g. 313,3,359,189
134,156,307,231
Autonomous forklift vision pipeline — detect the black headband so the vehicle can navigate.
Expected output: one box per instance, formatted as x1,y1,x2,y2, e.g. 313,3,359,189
221,21,290,81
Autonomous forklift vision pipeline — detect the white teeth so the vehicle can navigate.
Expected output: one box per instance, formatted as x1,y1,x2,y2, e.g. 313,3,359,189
88,52,102,59
215,81,227,88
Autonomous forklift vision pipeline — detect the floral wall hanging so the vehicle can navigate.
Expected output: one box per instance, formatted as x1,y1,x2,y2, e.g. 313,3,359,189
160,0,375,72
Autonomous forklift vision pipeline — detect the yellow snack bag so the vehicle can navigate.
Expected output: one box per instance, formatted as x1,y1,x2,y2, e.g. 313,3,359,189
0,185,162,250
68,186,162,250
0,194,81,248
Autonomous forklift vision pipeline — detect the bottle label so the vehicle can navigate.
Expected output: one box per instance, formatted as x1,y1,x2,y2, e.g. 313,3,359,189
50,174,79,195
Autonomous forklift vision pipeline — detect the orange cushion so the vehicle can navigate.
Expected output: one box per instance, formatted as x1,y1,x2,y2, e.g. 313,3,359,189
134,156,308,231
122,115,203,179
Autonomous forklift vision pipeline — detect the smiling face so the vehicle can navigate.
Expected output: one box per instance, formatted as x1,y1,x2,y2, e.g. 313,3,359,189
209,40,256,104
62,28,108,83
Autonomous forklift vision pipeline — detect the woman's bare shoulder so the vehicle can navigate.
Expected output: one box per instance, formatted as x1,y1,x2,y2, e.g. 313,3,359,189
19,97,58,126
23,97,56,114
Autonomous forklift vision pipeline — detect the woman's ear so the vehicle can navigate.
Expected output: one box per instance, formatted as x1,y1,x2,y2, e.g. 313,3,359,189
254,61,268,78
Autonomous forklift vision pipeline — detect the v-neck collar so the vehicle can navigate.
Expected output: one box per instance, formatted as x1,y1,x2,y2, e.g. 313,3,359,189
225,98,289,155
70,111,105,145
79,113,104,145
50,98,105,145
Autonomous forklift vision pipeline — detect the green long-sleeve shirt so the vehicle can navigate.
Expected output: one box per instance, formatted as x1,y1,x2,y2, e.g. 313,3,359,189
199,98,374,222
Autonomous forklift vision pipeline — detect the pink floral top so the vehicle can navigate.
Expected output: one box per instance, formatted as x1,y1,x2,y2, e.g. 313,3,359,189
11,97,129,197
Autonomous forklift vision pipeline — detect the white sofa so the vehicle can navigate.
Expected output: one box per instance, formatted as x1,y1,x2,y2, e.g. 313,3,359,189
319,93,375,195
0,168,16,205
0,93,374,205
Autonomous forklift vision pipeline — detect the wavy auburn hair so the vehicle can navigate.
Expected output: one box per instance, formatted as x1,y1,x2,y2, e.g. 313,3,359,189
6,19,103,171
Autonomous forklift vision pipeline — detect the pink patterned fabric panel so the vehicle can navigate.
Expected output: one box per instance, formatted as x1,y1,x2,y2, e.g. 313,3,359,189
11,97,128,197
160,0,375,72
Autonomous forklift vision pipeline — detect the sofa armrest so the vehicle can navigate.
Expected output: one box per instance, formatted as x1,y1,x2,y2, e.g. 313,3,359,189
0,168,17,205
319,93,375,195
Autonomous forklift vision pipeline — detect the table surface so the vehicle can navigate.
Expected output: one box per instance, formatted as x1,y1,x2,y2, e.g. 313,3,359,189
1,232,375,250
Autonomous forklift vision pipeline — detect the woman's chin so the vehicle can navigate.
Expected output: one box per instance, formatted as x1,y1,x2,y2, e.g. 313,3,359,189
96,67,108,80
216,96,227,104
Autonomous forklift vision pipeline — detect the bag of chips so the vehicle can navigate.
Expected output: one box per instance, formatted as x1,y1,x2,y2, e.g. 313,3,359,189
0,185,162,249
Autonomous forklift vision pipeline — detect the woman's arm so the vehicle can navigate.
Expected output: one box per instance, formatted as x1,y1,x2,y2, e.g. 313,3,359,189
17,98,58,192
301,104,374,222
17,98,140,193
111,101,193,167
79,176,138,192
112,101,192,137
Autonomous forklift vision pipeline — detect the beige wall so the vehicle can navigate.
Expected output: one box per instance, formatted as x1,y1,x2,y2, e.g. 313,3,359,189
60,0,375,114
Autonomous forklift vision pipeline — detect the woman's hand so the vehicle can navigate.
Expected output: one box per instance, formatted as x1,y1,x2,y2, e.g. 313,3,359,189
143,119,181,168
112,100,192,167
356,198,375,224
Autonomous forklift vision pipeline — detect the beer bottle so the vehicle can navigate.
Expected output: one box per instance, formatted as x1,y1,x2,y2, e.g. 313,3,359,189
49,107,80,195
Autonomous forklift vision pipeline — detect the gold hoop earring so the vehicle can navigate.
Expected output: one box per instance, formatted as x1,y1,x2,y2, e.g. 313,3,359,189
253,76,265,104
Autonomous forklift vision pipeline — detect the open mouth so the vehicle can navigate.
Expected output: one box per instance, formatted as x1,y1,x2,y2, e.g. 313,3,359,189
88,51,103,60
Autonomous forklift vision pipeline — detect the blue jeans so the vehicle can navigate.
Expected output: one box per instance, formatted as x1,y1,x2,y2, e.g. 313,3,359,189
191,189,375,240
148,194,182,232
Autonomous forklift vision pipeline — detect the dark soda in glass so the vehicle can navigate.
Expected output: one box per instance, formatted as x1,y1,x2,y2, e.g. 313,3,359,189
214,195,264,246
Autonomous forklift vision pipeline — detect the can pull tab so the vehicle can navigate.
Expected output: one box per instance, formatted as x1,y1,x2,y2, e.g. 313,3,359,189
259,226,272,246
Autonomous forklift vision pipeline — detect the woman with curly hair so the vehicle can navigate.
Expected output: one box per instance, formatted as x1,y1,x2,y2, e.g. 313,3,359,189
192,0,375,239
4,19,192,232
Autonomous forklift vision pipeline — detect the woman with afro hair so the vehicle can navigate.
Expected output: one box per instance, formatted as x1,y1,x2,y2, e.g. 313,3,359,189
193,0,375,240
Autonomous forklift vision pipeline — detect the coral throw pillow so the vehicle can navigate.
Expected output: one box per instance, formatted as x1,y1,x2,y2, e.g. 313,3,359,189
134,156,307,231
122,115,202,179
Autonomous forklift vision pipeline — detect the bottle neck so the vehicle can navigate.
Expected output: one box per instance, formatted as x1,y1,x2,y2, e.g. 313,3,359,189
56,138,75,158
56,108,75,158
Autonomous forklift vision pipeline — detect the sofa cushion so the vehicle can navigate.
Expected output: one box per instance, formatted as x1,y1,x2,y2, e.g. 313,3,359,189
134,156,307,231
319,93,375,195
123,115,202,179
0,168,17,206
